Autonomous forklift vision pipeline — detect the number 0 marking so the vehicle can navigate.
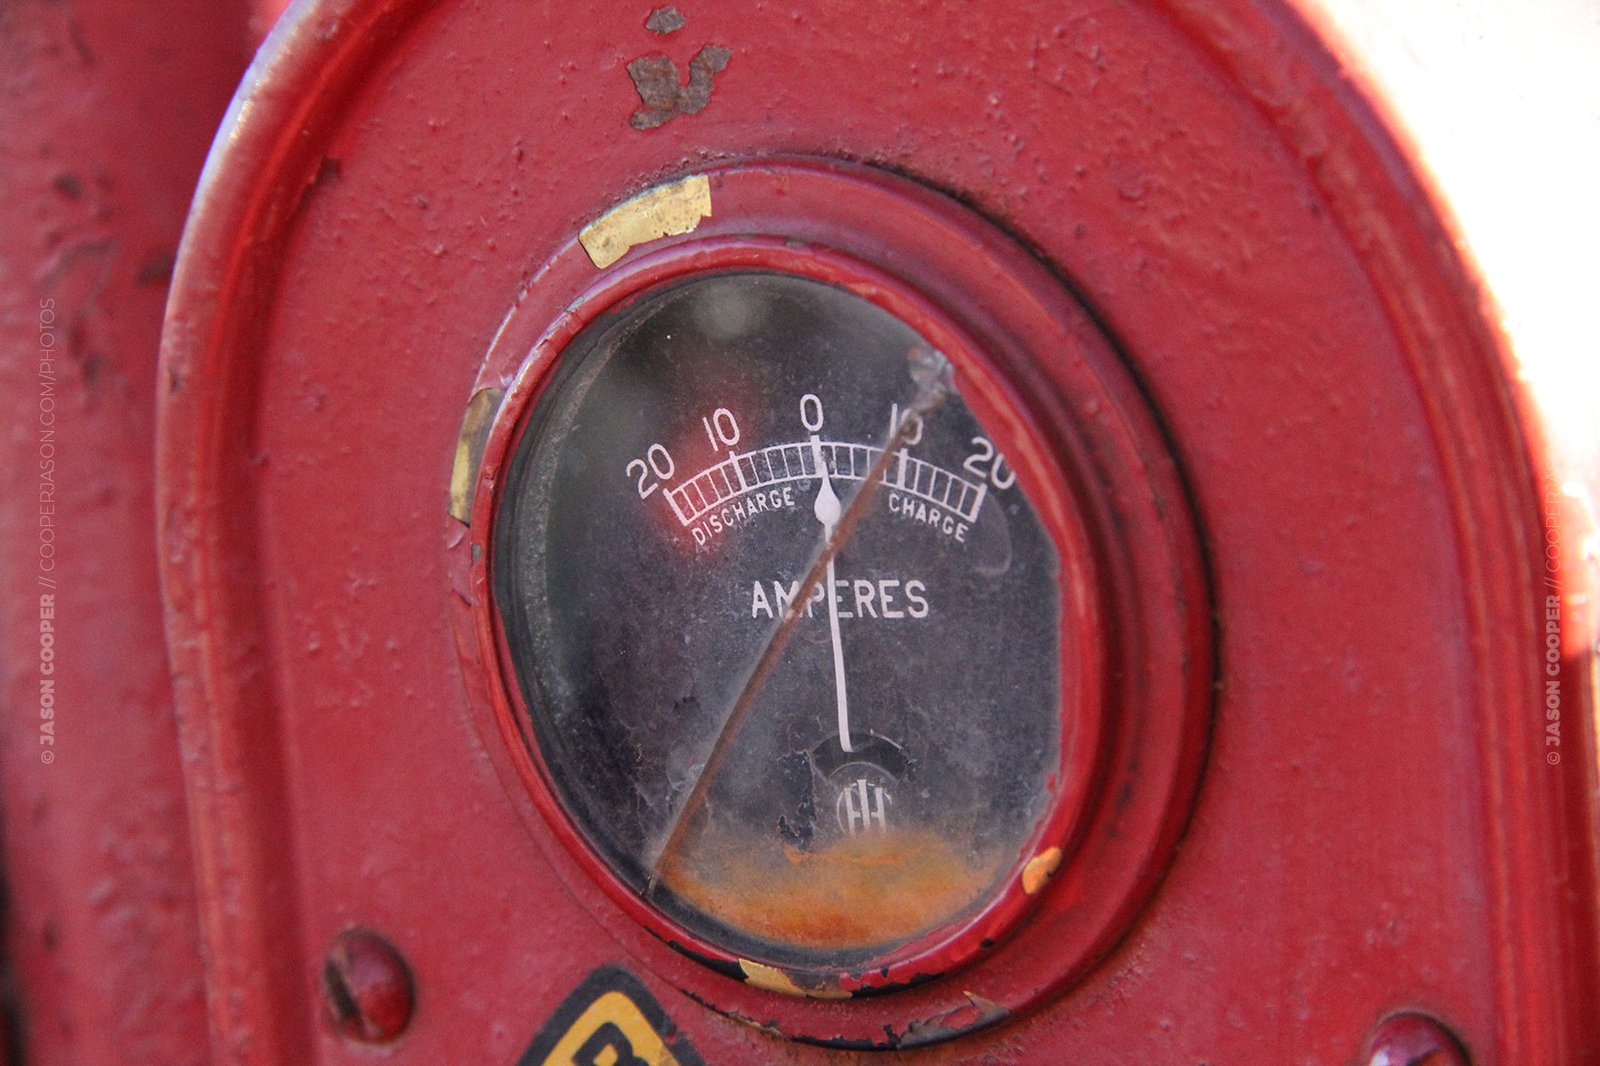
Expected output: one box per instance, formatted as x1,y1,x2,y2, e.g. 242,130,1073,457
800,393,824,433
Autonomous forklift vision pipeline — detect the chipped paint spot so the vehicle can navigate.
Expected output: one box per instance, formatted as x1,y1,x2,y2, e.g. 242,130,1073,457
899,992,1012,1048
449,387,504,522
645,6,686,34
579,174,712,269
627,45,732,130
1021,846,1062,895
738,960,851,1000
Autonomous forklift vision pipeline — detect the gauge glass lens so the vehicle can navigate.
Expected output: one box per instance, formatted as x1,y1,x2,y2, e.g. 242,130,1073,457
494,272,1062,969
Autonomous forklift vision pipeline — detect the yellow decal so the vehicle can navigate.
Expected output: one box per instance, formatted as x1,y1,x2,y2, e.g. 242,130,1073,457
539,991,680,1066
579,175,713,269
520,967,702,1066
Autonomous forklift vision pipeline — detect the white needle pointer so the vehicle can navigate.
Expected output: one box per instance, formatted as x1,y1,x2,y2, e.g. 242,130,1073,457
810,435,853,754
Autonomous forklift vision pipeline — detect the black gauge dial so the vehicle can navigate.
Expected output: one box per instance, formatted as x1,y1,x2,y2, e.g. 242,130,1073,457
493,271,1062,970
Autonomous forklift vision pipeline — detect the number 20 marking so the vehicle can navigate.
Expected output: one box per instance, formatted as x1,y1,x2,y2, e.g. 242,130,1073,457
626,443,675,499
964,436,1016,489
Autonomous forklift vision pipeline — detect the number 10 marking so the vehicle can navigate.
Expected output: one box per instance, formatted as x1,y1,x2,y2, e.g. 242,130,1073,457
701,407,740,452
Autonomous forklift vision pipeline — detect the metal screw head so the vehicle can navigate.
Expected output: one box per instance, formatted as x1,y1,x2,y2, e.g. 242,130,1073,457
1366,1013,1469,1066
321,929,414,1043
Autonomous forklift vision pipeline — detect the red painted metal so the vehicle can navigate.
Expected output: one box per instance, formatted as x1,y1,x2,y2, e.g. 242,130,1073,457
0,1,252,1063
151,0,1600,1059
319,929,414,1044
154,0,1600,1060
0,0,1587,1062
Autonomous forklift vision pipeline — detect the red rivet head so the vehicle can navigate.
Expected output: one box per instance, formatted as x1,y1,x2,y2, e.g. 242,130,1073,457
1366,1013,1469,1066
321,929,414,1043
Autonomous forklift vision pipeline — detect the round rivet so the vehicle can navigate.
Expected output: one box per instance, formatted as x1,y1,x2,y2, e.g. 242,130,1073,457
321,929,414,1043
1366,1012,1469,1065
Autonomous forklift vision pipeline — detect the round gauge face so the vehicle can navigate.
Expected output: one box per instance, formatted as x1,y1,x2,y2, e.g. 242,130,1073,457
492,270,1064,972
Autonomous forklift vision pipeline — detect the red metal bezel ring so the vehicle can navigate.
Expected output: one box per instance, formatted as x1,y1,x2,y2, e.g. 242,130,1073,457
447,158,1212,1046
480,243,1105,992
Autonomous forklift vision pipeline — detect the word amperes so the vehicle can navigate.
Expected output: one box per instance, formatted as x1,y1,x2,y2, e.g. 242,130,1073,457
750,577,929,621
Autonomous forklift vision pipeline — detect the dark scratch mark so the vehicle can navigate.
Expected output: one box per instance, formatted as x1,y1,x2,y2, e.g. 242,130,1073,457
67,18,95,65
40,238,116,292
136,249,175,287
302,156,342,212
52,174,84,200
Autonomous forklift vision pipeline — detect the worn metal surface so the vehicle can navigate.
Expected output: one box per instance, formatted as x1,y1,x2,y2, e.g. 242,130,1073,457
0,0,1567,1061
0,0,252,1063
155,0,1598,1060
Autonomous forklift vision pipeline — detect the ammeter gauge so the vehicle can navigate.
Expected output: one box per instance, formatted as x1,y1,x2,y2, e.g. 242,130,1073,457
465,161,1206,1015
493,270,1068,975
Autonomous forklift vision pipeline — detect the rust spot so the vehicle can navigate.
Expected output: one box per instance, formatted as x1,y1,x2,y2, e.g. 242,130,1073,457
1020,846,1062,894
659,826,1003,951
627,45,732,130
627,54,682,126
645,6,686,34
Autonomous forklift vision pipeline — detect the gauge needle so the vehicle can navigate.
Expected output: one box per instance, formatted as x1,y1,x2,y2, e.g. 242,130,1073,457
646,372,950,893
810,435,854,754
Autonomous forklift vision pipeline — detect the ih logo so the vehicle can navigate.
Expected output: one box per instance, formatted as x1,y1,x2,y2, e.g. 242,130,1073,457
836,777,893,835
520,967,703,1066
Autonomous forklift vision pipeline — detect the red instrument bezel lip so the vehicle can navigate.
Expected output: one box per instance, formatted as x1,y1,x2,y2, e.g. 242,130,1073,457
473,239,1105,991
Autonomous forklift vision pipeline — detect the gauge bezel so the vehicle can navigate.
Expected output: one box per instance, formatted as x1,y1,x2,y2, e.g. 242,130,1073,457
451,159,1211,1044
484,245,1102,987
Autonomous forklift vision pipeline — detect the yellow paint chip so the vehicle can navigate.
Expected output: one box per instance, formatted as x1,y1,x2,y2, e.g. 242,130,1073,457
1021,846,1063,895
739,959,851,1000
449,387,504,523
579,174,712,269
